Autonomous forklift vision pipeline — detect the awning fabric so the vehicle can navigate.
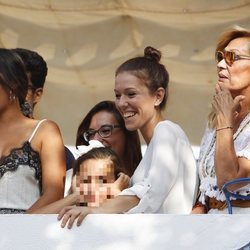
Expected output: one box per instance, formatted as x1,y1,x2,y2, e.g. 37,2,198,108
0,0,249,145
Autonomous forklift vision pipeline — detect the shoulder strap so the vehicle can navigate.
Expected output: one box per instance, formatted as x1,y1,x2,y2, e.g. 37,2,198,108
28,119,47,143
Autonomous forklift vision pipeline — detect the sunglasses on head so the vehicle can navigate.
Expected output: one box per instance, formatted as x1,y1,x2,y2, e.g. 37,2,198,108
216,50,250,66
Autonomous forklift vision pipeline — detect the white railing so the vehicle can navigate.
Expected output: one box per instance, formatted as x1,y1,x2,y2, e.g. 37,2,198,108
0,214,249,250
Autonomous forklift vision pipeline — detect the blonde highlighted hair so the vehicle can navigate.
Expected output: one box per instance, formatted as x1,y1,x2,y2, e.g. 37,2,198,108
208,25,250,129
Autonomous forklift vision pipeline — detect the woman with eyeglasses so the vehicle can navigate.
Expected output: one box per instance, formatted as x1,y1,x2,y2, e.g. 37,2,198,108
192,26,250,214
58,46,198,229
75,100,142,177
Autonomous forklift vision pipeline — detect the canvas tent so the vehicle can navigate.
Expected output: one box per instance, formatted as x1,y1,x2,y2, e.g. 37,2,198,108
0,0,249,147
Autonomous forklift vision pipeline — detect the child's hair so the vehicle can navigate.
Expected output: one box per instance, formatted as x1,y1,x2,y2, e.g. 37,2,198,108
72,147,123,180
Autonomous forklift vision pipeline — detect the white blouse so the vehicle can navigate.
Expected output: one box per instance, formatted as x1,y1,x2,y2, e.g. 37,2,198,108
198,113,250,206
119,120,198,214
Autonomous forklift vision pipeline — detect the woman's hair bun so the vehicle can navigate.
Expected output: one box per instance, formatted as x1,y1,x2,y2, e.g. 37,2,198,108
144,46,161,62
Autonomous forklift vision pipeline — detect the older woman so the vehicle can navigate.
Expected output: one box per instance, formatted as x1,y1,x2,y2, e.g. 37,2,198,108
193,26,250,214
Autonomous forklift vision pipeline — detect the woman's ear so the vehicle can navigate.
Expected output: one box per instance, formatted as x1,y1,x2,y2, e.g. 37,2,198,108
33,88,43,105
154,87,165,107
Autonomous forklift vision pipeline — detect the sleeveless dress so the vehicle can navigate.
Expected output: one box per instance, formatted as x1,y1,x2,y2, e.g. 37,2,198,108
0,120,46,214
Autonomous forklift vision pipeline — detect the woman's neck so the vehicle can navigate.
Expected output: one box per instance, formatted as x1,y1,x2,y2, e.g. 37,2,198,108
233,95,250,130
140,112,164,145
0,103,25,125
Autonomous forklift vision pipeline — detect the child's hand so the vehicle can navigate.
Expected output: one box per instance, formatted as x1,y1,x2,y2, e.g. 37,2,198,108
112,172,130,196
70,175,77,194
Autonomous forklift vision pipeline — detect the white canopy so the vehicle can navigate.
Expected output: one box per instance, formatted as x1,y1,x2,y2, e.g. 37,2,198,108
0,0,249,145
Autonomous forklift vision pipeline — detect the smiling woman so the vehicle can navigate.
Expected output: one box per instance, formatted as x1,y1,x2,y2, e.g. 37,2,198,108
75,100,142,177
58,46,198,229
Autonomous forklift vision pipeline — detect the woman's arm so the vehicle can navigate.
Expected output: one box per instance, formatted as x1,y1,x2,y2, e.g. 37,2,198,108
32,193,78,214
33,167,131,214
213,84,250,188
191,204,206,214
26,120,66,213
58,195,139,229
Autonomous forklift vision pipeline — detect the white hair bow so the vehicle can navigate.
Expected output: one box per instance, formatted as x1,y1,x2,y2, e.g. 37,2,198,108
75,140,105,158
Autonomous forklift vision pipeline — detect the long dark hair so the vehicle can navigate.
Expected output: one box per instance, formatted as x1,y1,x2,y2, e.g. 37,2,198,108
12,48,48,90
76,100,142,176
0,48,28,105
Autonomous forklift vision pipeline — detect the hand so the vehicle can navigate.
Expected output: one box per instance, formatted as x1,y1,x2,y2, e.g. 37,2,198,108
58,205,92,229
70,175,77,194
112,172,130,196
212,83,245,125
191,206,206,214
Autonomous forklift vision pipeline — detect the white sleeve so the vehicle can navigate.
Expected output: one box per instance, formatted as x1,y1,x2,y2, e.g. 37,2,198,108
237,145,250,160
197,125,212,163
64,169,73,197
119,122,184,213
236,128,250,160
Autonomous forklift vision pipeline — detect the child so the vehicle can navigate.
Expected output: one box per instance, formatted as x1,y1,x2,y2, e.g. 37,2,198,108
70,147,125,207
35,147,129,213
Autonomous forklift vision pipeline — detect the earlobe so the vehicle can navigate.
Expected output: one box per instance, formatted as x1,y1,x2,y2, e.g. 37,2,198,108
154,101,160,107
154,87,165,106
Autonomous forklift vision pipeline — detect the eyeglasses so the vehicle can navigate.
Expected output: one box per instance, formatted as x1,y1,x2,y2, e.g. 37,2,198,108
216,50,250,66
83,124,121,142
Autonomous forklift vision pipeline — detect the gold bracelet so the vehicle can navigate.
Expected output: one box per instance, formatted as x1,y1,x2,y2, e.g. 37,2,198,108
216,126,233,132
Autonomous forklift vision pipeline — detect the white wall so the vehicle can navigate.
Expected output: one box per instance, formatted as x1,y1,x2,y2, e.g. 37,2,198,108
67,144,201,160
0,214,249,250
